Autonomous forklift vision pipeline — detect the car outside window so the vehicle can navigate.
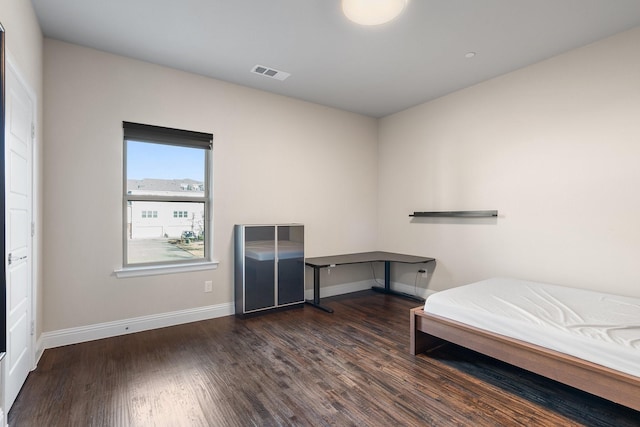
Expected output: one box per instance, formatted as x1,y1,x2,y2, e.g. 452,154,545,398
123,122,213,267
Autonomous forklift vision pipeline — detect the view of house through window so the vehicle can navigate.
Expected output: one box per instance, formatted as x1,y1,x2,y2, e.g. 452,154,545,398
123,122,212,267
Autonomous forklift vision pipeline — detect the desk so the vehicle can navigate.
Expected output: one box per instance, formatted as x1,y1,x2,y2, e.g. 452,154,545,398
305,251,435,313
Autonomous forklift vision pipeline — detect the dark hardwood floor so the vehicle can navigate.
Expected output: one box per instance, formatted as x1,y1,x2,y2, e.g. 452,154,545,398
9,291,640,426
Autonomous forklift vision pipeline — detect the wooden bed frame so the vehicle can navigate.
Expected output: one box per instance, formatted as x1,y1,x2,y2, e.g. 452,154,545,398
410,307,640,412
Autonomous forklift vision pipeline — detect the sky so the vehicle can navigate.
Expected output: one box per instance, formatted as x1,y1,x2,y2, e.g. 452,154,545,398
127,141,205,182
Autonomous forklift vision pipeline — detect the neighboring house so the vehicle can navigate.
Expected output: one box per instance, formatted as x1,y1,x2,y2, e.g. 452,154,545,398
127,178,205,239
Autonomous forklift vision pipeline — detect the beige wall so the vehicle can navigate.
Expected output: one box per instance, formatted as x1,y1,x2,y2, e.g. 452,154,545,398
378,27,640,298
28,17,640,333
0,1,43,87
0,1,44,334
42,39,378,331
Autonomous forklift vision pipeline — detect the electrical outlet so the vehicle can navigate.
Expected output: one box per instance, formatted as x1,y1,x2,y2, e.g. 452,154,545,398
204,280,213,293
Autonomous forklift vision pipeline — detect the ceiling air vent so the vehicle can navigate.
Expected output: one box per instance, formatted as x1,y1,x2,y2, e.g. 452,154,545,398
251,64,291,81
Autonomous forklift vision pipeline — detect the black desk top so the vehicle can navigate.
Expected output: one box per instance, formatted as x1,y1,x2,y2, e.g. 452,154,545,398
305,251,434,268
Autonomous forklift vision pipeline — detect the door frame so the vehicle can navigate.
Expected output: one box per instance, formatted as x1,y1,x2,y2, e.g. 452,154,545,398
1,21,7,360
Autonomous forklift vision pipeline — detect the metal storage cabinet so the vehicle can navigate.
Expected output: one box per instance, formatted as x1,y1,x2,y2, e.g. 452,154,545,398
234,224,305,315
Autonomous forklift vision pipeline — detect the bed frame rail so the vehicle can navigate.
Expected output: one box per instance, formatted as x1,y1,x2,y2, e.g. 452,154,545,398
410,307,640,412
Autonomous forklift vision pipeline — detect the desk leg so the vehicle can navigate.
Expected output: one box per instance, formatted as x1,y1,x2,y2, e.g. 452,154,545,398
305,266,334,313
371,261,425,303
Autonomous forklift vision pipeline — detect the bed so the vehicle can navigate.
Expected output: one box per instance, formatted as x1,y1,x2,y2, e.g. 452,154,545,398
410,278,640,411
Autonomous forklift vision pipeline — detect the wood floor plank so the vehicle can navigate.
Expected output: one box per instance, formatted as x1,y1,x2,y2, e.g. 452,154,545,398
9,290,640,426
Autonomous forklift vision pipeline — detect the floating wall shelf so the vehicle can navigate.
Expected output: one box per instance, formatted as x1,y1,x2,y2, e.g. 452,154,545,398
410,210,498,218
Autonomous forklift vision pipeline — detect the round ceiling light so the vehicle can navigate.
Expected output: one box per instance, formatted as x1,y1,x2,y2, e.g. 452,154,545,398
342,0,409,26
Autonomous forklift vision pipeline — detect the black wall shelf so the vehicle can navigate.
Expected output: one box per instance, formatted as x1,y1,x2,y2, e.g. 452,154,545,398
410,210,498,218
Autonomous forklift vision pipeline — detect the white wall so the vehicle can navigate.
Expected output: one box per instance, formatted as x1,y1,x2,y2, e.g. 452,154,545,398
378,27,640,298
42,39,378,332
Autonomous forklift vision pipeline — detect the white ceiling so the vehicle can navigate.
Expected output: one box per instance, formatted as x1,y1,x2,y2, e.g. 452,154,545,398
32,0,640,117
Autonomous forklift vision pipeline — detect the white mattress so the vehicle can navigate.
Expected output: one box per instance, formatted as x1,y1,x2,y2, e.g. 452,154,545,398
244,240,303,261
424,278,640,377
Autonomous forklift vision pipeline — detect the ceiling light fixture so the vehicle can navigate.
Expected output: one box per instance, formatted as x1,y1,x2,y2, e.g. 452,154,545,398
342,0,409,26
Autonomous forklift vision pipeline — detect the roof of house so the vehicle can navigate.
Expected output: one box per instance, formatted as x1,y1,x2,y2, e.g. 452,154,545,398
127,178,204,194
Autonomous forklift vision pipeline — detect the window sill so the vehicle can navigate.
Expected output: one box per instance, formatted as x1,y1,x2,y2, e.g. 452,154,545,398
114,260,219,278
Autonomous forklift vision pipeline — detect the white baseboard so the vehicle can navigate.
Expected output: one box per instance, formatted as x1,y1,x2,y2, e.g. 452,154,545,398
391,281,437,301
305,279,375,300
34,336,45,368
39,281,435,352
40,302,234,350
305,279,436,301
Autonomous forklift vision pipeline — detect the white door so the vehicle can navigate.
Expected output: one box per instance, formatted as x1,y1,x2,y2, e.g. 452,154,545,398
4,60,34,412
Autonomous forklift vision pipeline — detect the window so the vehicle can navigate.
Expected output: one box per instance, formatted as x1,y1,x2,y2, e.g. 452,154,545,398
122,121,213,269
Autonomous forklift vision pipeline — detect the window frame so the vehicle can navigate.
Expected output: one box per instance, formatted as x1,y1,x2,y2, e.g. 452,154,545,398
116,121,217,277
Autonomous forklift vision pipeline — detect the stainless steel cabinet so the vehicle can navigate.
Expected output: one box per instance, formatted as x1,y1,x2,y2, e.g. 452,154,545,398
234,224,305,315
